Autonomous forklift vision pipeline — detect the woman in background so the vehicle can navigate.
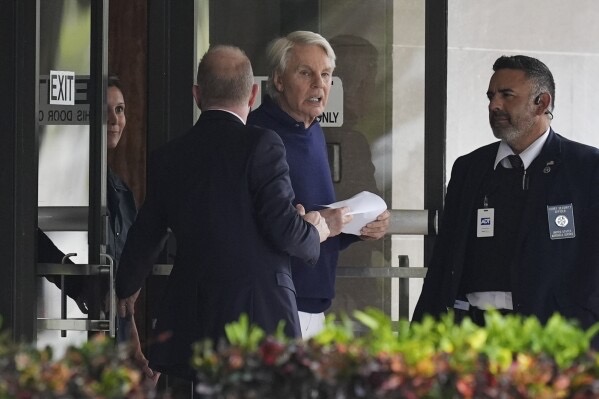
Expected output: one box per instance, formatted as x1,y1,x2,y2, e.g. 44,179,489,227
40,77,136,311
39,77,154,380
107,78,156,382
106,77,137,266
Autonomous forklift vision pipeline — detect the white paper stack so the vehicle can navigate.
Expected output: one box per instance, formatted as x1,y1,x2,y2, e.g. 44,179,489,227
324,191,387,235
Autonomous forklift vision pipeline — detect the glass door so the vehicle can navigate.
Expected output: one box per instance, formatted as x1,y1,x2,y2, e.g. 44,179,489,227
194,0,429,325
36,0,110,355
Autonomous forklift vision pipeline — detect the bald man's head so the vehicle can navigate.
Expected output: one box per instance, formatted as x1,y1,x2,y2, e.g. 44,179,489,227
195,45,254,109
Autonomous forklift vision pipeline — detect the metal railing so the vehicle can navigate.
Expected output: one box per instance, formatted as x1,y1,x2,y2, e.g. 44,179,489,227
37,207,436,334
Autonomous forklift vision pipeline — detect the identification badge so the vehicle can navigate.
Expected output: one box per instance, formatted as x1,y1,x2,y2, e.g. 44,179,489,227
547,203,575,240
477,208,494,237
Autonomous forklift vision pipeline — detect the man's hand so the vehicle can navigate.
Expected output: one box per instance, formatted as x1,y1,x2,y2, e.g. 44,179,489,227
318,207,353,237
117,288,140,318
297,204,330,242
360,209,390,241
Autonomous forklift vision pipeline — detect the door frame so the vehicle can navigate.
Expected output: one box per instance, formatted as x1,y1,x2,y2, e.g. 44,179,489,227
0,0,447,341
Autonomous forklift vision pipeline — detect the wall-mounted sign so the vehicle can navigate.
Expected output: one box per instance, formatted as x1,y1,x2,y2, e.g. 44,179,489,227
49,70,75,105
252,76,344,127
39,74,90,125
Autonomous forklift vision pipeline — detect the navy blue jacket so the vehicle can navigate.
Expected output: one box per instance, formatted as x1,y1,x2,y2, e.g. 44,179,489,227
248,96,359,313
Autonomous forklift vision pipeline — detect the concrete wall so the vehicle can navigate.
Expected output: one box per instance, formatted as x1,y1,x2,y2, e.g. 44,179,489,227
447,0,599,171
395,0,599,319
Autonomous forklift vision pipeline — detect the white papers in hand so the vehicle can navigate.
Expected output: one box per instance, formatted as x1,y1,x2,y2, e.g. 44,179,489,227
324,191,387,235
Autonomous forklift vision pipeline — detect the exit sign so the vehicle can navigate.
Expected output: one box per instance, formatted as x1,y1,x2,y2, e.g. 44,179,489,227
49,70,75,105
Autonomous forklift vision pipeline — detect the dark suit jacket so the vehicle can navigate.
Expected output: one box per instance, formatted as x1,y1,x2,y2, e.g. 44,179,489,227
115,110,320,378
414,130,599,332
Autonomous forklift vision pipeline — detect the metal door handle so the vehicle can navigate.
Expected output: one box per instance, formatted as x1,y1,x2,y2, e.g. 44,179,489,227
60,253,77,337
37,258,117,336
99,253,115,338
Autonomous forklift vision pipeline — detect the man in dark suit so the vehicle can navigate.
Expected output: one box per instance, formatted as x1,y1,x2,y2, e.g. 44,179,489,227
413,55,599,334
115,45,329,381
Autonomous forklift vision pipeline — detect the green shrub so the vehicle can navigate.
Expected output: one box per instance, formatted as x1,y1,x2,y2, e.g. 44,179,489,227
191,309,599,398
0,314,155,399
2,311,599,398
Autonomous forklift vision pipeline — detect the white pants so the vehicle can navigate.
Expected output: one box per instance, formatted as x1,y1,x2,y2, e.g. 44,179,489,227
298,311,325,339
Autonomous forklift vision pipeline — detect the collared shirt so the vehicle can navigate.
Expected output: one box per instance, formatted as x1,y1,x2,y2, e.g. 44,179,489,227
204,108,245,124
466,292,513,310
467,127,550,310
493,127,550,170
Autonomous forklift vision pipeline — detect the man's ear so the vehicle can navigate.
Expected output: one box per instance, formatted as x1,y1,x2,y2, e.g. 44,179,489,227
192,84,202,109
536,92,551,115
248,83,259,109
274,71,284,92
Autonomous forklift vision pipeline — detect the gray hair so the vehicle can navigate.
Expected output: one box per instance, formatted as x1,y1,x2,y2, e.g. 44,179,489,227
493,55,555,112
265,31,336,99
196,45,254,109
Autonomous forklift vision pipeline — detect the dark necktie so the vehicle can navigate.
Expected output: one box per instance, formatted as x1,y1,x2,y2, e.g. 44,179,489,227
507,154,527,190
507,154,523,170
